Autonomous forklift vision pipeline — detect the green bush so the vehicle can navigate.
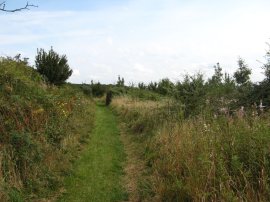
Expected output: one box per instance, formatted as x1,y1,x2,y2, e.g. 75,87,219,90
128,88,160,101
157,78,175,95
35,47,72,85
91,82,107,97
80,84,92,96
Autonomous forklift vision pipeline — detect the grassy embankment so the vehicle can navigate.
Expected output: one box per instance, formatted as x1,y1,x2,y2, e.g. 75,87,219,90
59,102,127,202
0,59,95,201
112,96,270,201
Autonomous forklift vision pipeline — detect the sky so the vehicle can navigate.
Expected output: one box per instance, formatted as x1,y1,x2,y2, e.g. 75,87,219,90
1,0,270,84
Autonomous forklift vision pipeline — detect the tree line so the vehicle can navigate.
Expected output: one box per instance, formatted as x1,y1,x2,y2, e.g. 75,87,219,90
133,53,270,117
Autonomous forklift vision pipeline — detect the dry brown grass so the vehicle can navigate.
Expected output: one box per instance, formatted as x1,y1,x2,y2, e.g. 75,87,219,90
113,96,270,202
119,123,146,202
112,96,167,110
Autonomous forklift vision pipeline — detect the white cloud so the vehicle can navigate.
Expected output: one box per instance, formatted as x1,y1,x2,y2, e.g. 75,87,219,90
107,36,113,46
73,69,80,76
0,1,270,84
133,63,153,73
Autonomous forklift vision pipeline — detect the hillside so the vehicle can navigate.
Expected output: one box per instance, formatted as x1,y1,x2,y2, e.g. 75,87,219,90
0,58,95,201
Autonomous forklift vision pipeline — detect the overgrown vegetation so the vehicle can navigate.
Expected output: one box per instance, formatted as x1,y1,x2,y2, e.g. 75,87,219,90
112,96,270,201
2,42,270,201
110,48,270,201
0,58,95,201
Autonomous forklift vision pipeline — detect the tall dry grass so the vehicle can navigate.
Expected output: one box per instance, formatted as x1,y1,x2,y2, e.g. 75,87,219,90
112,96,270,201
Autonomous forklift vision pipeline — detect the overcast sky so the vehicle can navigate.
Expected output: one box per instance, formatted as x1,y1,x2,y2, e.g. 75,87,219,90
1,0,270,84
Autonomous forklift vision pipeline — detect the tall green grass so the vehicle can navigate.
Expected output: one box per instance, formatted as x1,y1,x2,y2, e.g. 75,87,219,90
112,97,270,201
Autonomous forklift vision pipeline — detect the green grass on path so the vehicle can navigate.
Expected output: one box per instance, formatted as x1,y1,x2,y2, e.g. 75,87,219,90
59,103,127,202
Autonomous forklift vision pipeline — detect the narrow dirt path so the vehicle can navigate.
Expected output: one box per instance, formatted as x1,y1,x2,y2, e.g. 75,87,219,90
58,103,127,202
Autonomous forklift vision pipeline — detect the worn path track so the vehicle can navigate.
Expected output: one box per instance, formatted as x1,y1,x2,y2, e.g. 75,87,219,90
59,103,127,202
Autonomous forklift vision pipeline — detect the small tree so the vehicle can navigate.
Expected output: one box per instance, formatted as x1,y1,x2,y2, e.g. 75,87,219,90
234,58,251,85
35,48,73,85
138,82,147,90
148,81,158,91
209,63,223,85
157,78,175,95
116,75,125,87
176,73,206,117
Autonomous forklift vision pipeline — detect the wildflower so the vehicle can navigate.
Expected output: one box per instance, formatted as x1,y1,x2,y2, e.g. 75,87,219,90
259,99,265,113
203,123,211,132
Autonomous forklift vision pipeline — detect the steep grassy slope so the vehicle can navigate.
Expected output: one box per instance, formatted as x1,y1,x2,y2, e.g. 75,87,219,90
0,59,95,201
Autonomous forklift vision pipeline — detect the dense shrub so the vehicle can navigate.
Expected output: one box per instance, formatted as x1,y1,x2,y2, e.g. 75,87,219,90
91,82,107,97
35,47,73,85
110,86,127,96
157,78,175,95
176,73,206,117
128,88,161,101
234,58,252,85
80,83,92,96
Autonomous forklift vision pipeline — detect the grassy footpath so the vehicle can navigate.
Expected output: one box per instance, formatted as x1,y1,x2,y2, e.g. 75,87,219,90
58,103,127,202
